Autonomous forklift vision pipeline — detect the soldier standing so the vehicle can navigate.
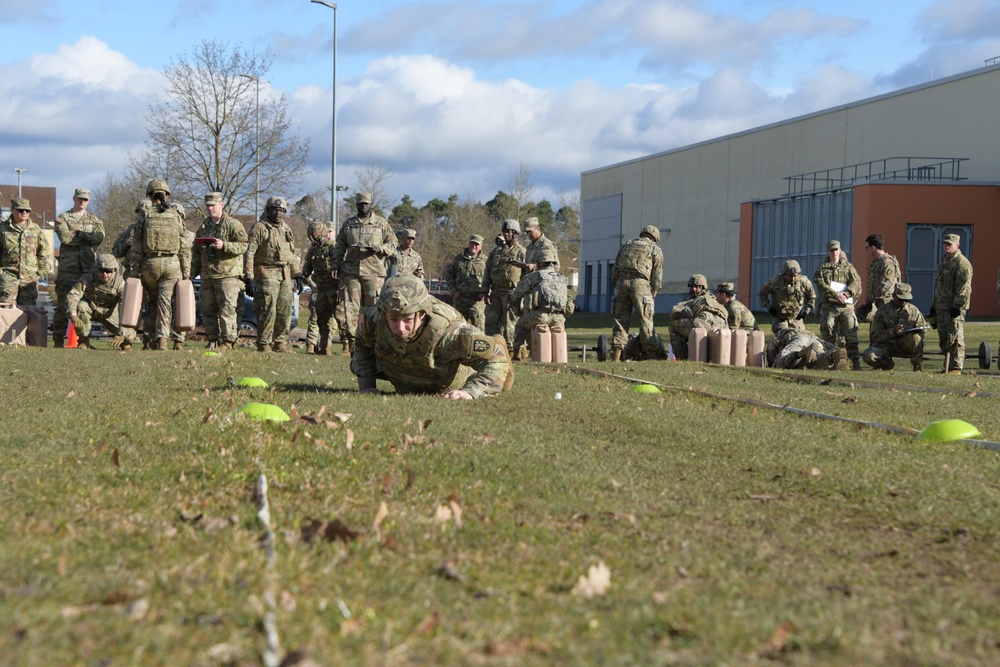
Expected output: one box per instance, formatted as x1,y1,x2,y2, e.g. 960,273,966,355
668,274,727,360
352,274,513,399
715,282,756,331
53,188,105,347
244,196,302,353
814,240,863,370
0,198,51,305
446,234,488,328
301,221,343,355
861,283,926,371
191,192,248,350
522,216,559,272
610,225,663,362
757,260,816,333
128,179,191,351
858,233,900,322
331,192,396,355
393,228,424,277
931,233,973,374
511,248,573,351
66,254,136,350
481,219,526,350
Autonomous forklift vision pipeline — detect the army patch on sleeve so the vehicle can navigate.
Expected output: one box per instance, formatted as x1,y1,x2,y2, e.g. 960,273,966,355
357,313,366,334
473,339,491,353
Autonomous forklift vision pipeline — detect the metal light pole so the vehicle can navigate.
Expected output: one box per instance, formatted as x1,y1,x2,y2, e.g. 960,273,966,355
13,168,26,197
238,73,261,220
311,0,338,224
335,184,350,226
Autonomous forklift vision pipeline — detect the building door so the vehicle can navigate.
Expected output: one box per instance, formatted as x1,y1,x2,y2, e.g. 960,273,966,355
904,224,972,314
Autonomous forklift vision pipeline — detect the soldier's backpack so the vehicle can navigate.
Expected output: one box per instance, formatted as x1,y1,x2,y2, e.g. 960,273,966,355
616,239,653,278
142,207,182,255
536,272,568,313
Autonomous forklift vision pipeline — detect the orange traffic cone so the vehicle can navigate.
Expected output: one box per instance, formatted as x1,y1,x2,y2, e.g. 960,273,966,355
66,321,79,349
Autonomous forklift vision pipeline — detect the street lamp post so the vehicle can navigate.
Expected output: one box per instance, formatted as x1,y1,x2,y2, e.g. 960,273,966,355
311,0,338,224
238,73,261,221
335,184,351,226
13,168,26,197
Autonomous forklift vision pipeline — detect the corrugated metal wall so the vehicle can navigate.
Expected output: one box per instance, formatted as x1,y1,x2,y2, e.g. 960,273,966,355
750,191,854,301
580,194,623,312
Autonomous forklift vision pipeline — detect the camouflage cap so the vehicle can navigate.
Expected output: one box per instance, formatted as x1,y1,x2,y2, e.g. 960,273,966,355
538,248,558,266
356,192,373,204
265,196,287,210
826,240,841,251
523,217,540,229
893,282,913,300
204,192,224,204
74,187,91,199
943,233,960,245
11,198,30,211
716,282,735,295
469,234,484,245
404,228,416,239
501,218,520,233
146,179,170,195
495,234,505,244
782,259,801,275
640,225,660,242
96,254,119,271
687,274,708,288
380,275,431,315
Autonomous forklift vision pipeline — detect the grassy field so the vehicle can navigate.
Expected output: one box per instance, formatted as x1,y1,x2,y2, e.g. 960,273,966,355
2,312,999,666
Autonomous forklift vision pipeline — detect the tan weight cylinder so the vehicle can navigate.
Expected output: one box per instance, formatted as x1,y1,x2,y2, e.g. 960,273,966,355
121,277,144,328
709,328,731,365
551,325,568,363
174,279,196,332
730,329,748,366
688,327,708,362
748,330,766,367
531,324,552,364
531,325,552,363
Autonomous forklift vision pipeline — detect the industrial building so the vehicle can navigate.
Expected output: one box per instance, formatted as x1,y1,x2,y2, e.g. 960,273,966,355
580,64,1000,316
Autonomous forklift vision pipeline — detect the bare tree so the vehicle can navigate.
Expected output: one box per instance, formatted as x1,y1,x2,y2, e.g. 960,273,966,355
506,162,535,220
352,161,395,216
141,40,310,216
554,190,581,271
90,167,153,254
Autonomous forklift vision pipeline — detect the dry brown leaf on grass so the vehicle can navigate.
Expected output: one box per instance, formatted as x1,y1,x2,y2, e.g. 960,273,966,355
418,418,432,433
300,518,360,544
415,611,440,635
203,408,214,424
449,498,463,528
810,467,822,477
842,396,858,404
66,389,75,399
315,405,326,420
373,501,389,531
572,561,611,598
333,412,351,423
345,429,354,451
436,562,466,582
758,621,797,656
112,448,120,468
434,504,453,524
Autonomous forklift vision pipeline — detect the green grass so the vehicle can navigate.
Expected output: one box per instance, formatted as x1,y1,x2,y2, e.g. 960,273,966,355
1,314,1000,666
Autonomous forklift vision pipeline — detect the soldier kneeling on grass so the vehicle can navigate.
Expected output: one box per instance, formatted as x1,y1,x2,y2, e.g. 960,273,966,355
66,254,137,350
861,282,926,372
767,321,849,371
351,274,513,399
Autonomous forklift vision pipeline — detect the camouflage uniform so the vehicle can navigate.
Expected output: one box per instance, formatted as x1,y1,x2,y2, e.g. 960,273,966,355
445,237,488,328
393,229,424,277
862,252,900,320
669,275,727,360
523,231,560,272
191,194,249,347
0,199,51,305
128,181,191,349
511,259,572,343
757,260,816,333
932,237,973,372
66,255,136,349
111,200,149,278
352,275,512,398
54,190,105,345
301,222,343,354
611,227,663,356
725,299,756,331
244,197,299,351
768,327,849,371
481,220,525,349
813,243,862,363
862,284,926,371
331,194,396,348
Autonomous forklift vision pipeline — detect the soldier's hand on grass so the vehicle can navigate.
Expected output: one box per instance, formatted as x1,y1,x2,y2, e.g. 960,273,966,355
441,389,474,400
109,336,125,349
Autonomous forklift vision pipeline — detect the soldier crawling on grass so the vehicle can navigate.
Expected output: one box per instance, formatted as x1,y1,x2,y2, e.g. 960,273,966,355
767,322,849,371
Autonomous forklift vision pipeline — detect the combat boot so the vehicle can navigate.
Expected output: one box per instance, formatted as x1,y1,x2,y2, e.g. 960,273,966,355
799,346,818,368
274,341,290,353
946,368,962,376
494,335,514,391
257,343,272,353
912,362,922,372
172,340,184,351
53,334,64,348
611,348,622,362
851,357,862,371
77,337,90,350
305,343,315,354
120,341,133,351
340,341,352,356
156,337,169,351
206,341,217,350
220,341,235,351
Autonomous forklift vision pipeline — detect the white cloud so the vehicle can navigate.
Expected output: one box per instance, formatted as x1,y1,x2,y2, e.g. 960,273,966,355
0,0,57,23
918,0,1000,41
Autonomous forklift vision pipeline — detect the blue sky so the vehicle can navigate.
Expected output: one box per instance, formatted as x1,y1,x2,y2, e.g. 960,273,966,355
2,0,1000,214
